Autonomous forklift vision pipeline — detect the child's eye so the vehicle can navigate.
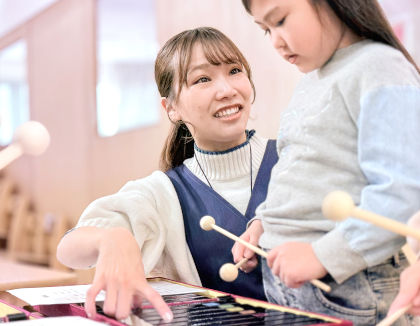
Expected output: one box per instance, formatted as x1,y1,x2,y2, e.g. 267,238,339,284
264,28,270,36
194,77,210,84
277,17,286,26
230,67,242,75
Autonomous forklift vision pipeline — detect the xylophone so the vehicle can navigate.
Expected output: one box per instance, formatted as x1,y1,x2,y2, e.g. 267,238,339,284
4,278,352,325
0,298,39,322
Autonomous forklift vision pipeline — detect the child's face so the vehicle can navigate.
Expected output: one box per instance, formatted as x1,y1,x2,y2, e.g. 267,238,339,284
167,44,253,151
249,0,348,72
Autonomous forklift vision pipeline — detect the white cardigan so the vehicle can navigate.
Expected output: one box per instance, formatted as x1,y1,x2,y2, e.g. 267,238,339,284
76,133,268,286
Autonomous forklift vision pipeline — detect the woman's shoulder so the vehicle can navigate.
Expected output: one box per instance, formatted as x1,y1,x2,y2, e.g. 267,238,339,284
120,170,174,193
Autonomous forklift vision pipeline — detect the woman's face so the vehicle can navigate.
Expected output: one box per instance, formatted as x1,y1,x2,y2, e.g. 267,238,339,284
249,0,353,73
164,44,253,151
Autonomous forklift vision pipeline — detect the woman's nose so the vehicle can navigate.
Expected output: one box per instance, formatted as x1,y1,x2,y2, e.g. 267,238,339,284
215,78,237,100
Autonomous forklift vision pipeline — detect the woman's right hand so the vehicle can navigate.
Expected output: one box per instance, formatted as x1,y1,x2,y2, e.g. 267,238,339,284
231,220,264,273
84,227,173,322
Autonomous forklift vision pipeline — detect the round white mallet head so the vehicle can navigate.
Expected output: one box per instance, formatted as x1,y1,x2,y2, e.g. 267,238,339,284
200,215,215,231
0,121,50,170
219,263,238,282
14,121,50,155
322,191,354,221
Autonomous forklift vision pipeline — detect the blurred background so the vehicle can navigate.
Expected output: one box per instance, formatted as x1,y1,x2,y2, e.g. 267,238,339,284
0,0,419,277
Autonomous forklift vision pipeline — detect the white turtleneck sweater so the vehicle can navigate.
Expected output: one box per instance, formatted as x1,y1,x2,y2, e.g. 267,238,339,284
76,132,268,286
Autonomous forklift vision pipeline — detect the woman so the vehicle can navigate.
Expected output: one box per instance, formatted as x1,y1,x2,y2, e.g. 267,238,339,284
57,27,277,322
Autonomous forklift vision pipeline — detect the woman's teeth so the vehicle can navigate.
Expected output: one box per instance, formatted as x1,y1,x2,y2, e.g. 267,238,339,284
215,106,239,118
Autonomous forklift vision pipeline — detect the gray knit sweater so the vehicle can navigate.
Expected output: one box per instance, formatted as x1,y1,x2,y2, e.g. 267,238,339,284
257,40,420,283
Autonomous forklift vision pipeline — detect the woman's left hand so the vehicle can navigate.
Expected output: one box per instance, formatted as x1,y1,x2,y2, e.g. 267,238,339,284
267,242,327,288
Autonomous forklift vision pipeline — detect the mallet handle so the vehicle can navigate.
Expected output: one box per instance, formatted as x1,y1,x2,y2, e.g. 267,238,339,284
235,257,249,268
212,224,268,257
353,207,420,241
377,304,411,326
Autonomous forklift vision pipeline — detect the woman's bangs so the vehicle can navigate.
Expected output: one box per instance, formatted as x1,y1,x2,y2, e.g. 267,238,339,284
201,39,242,66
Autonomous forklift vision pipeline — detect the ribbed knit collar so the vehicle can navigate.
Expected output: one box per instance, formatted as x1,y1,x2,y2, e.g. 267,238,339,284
184,130,267,182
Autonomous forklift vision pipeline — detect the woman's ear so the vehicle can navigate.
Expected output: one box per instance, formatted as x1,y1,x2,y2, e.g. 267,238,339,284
161,97,180,122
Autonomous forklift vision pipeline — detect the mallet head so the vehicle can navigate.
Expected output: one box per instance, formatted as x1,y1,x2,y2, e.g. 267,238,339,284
219,263,238,282
322,191,354,221
14,121,50,156
200,215,215,231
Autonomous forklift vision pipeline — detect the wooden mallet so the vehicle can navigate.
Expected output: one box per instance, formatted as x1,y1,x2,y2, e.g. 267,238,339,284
322,191,420,242
0,121,50,170
200,215,331,292
219,258,248,282
322,191,419,326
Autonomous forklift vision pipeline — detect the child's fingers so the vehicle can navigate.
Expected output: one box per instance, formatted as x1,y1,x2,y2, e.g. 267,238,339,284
240,256,258,273
388,282,419,316
409,306,420,315
244,247,257,259
232,242,245,262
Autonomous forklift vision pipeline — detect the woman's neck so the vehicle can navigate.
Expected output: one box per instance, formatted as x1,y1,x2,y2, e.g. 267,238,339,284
185,131,265,182
195,132,248,152
194,131,252,154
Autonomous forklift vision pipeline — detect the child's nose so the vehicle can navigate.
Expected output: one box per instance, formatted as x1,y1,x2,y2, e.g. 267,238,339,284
270,30,286,50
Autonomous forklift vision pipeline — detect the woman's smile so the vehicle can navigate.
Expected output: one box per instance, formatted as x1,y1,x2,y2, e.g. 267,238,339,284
214,105,243,119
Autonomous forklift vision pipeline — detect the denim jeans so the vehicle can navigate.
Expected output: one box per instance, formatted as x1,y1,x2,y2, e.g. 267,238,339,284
262,252,415,326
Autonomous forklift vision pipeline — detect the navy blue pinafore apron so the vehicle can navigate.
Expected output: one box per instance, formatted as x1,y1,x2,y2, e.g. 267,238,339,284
166,140,277,301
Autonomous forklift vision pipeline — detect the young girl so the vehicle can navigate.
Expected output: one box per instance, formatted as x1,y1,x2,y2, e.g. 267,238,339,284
57,27,277,322
233,0,420,324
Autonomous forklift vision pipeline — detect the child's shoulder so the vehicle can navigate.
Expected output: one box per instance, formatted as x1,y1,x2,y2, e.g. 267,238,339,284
338,40,419,91
355,41,408,67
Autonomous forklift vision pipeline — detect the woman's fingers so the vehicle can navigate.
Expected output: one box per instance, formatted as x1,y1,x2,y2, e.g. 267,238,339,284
86,281,172,322
85,282,104,319
139,285,173,322
115,287,133,320
102,283,118,317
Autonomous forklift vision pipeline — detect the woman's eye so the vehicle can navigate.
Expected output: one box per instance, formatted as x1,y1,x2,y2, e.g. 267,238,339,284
194,77,210,84
230,67,242,75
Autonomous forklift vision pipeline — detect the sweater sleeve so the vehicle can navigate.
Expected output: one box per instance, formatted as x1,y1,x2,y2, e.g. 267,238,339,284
313,84,420,283
76,170,201,285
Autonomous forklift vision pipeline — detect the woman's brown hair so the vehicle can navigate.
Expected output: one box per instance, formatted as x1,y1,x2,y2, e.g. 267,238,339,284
155,27,255,171
242,0,419,73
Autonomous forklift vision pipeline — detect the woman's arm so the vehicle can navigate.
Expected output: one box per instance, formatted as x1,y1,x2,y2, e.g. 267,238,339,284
57,226,105,269
57,226,173,321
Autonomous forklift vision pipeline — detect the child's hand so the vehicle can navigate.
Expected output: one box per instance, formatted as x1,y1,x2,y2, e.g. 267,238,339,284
388,260,420,316
231,220,264,273
267,242,327,288
84,227,173,322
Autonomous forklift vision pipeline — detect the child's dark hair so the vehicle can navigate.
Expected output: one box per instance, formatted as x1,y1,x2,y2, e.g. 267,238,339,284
242,0,419,73
155,27,255,171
